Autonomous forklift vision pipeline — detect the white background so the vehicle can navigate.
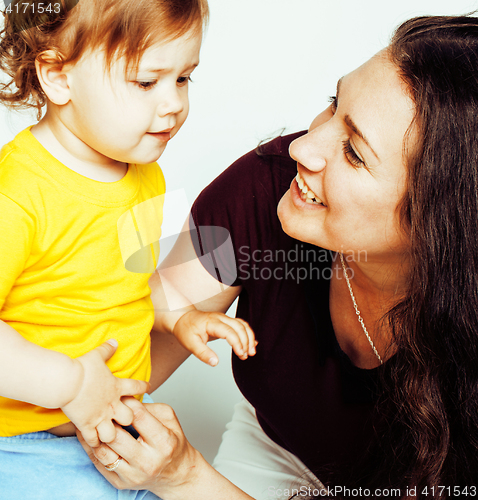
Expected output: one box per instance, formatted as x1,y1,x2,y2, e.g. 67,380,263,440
1,0,476,462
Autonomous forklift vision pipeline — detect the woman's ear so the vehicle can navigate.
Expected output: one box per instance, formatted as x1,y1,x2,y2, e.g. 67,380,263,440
35,50,71,105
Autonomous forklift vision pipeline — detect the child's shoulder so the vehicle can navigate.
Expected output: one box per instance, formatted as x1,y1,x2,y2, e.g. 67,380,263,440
0,127,46,196
1,127,39,167
136,161,166,193
140,161,165,179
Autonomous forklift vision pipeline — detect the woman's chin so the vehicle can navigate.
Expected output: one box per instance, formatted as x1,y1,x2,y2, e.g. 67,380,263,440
277,189,323,246
277,189,295,235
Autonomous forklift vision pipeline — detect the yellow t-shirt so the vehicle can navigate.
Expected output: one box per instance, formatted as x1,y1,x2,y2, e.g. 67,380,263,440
0,127,165,436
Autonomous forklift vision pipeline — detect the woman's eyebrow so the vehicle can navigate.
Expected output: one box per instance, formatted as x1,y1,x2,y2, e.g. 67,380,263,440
336,77,380,161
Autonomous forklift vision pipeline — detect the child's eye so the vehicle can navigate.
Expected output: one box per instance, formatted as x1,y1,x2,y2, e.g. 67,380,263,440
135,80,157,91
342,139,365,168
177,76,192,87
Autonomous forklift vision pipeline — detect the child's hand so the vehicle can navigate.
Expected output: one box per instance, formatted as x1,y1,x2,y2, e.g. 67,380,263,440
172,310,257,366
61,340,150,448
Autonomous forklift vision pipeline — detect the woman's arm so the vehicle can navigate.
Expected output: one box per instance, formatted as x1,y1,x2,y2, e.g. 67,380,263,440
77,397,255,500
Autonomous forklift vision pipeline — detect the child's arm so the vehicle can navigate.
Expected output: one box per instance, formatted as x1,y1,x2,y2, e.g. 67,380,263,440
0,319,149,446
150,264,255,370
148,266,242,391
0,319,83,407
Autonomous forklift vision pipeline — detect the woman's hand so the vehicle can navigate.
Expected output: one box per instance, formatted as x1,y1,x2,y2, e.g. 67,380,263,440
77,397,255,500
77,397,199,496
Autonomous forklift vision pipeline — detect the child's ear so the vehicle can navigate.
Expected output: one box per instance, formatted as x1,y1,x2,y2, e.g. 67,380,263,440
35,50,71,105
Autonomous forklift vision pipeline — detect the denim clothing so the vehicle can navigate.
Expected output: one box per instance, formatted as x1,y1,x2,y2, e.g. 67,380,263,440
0,394,161,500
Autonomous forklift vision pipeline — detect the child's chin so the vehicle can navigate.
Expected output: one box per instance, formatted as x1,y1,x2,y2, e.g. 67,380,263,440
132,149,167,165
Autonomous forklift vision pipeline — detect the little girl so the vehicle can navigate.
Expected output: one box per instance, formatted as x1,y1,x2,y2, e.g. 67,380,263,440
0,0,255,498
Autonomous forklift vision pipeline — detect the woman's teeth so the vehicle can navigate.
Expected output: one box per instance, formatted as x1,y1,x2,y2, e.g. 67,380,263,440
295,173,325,206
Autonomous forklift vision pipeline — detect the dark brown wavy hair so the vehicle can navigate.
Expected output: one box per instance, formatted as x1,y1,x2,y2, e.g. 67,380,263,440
0,0,208,119
383,13,478,494
294,13,478,500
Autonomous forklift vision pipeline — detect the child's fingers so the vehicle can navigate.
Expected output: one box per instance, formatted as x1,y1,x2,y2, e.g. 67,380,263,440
81,426,101,448
117,378,150,398
234,318,257,356
207,315,256,358
219,316,256,356
97,420,117,444
113,401,134,427
205,317,249,360
94,339,119,362
181,334,219,366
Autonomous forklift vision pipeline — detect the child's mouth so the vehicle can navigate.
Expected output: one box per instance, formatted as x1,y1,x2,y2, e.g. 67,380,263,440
147,131,171,142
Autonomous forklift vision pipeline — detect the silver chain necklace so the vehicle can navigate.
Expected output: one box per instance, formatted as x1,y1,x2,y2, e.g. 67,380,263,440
339,253,383,365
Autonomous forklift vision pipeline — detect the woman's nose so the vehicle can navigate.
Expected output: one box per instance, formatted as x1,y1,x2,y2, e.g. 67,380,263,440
289,129,327,172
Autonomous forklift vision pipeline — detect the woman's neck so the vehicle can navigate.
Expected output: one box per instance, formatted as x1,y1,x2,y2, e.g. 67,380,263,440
340,252,409,304
329,252,408,368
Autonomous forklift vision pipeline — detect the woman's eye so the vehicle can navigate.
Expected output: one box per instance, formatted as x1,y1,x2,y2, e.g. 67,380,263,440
328,95,338,113
327,95,365,168
177,76,192,87
135,81,157,91
342,139,365,168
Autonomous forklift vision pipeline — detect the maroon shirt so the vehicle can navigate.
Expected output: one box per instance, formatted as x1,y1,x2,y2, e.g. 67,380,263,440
190,132,385,478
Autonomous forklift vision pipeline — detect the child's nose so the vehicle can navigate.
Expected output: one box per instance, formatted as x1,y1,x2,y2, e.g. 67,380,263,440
156,86,184,117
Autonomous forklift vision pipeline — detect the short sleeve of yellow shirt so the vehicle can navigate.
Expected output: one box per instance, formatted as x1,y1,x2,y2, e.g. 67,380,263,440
0,127,166,436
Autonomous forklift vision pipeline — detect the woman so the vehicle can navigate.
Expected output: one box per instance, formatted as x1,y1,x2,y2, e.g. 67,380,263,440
80,14,478,499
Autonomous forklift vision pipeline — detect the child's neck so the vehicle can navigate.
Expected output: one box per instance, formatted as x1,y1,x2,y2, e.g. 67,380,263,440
31,114,128,183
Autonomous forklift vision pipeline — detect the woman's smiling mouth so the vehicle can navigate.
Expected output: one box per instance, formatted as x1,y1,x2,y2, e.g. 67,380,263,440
295,172,326,206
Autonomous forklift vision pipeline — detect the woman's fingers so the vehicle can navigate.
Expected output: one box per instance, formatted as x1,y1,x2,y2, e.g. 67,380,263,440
76,429,127,488
141,402,184,435
121,398,176,448
79,399,198,493
92,441,125,474
77,428,121,467
92,441,120,466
